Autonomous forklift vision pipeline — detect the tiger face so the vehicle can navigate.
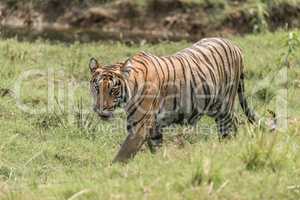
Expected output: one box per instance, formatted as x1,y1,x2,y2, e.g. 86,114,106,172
89,58,128,120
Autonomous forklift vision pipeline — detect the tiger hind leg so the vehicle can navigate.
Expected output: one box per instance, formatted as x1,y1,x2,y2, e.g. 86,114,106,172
215,112,238,139
147,126,163,153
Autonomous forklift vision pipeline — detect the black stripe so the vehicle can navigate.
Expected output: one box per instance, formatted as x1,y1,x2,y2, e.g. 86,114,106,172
143,54,161,88
190,46,217,86
160,57,170,91
205,46,222,92
209,45,226,91
179,54,197,113
126,58,149,115
167,57,178,111
175,55,187,85
184,50,211,112
210,39,231,68
152,55,166,88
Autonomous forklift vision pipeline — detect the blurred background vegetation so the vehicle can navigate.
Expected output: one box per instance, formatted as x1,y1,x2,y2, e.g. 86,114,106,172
0,0,300,42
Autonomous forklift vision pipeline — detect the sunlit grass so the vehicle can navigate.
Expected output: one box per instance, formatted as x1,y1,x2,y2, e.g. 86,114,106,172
0,31,299,199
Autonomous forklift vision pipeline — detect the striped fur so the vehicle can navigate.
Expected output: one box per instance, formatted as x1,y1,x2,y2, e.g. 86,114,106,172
89,38,257,163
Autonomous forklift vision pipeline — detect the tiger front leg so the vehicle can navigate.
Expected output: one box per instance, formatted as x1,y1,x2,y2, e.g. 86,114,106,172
147,126,163,153
112,120,154,163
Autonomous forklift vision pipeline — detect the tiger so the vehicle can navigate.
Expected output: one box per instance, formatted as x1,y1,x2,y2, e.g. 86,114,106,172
89,37,260,163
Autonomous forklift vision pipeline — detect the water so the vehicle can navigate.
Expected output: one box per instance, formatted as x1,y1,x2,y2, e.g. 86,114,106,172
0,25,192,44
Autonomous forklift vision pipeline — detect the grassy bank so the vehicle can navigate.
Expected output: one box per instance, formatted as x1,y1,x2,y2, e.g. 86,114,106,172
1,0,300,43
0,31,300,199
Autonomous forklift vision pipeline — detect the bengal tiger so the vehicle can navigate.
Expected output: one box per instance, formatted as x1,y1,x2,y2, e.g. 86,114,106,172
89,38,260,163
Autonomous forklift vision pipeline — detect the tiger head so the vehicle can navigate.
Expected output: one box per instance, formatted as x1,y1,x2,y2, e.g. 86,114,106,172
89,57,132,120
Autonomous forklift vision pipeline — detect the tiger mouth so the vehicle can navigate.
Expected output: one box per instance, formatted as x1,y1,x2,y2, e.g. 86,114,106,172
97,111,114,120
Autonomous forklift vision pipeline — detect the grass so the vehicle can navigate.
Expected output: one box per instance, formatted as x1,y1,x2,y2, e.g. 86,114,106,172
0,30,300,199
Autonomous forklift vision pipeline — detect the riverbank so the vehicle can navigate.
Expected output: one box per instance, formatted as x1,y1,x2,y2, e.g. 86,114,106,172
1,0,300,43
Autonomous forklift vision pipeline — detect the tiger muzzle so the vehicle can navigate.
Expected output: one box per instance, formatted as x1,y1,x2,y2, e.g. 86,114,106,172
93,107,113,120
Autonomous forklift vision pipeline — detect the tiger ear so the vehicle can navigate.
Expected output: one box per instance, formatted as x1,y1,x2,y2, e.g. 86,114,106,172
89,57,100,73
121,59,133,78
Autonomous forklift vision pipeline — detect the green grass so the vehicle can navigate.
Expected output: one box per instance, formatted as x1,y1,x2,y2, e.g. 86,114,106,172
0,31,300,199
